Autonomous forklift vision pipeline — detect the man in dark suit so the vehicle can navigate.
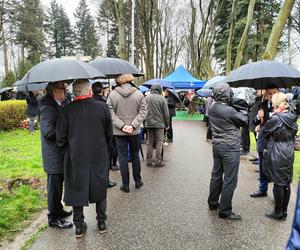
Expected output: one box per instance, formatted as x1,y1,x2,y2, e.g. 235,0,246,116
39,82,72,229
57,79,113,238
250,86,278,198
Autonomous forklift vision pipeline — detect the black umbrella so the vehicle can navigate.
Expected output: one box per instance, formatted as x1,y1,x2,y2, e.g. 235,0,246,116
226,60,300,89
21,58,106,85
17,82,49,92
166,88,181,103
0,87,13,94
89,58,144,77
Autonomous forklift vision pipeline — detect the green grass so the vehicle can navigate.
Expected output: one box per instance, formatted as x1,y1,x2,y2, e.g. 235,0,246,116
21,223,48,250
0,129,46,242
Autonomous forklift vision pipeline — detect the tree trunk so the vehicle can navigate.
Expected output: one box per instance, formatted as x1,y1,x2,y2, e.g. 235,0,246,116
2,31,8,75
262,0,295,60
189,0,196,75
234,0,256,69
226,0,237,75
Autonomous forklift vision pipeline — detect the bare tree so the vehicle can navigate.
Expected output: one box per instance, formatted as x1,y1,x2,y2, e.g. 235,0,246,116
226,0,237,74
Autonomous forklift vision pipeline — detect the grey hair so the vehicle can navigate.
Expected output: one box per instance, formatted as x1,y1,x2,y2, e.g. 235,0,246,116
73,79,90,96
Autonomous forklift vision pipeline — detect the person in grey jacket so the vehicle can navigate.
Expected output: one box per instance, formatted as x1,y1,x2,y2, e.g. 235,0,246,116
207,83,248,221
39,82,72,229
107,74,147,193
145,84,169,167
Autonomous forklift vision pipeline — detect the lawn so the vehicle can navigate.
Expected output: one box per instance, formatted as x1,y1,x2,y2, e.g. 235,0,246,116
0,129,46,242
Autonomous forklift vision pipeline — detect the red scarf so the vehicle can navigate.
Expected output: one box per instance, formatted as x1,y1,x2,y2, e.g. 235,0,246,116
74,94,92,101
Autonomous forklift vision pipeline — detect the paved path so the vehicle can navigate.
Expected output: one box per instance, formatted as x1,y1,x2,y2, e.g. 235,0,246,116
30,120,296,250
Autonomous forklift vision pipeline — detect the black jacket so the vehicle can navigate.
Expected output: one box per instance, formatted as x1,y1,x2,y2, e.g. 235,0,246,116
56,98,113,206
26,92,39,117
261,111,298,186
209,84,248,151
39,94,64,174
93,94,107,103
166,95,176,117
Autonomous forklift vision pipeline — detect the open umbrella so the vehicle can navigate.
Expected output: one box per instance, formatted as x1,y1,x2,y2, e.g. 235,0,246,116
196,88,212,97
20,58,106,85
226,60,300,89
89,58,143,77
166,88,180,103
0,87,13,94
17,82,49,92
143,79,174,89
202,76,226,89
139,85,149,93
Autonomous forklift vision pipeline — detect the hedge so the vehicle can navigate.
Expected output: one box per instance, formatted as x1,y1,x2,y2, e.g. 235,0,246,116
0,100,27,131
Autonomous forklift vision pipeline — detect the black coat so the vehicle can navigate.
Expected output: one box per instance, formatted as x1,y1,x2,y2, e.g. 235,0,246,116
166,95,176,117
26,92,39,117
56,98,113,206
39,94,64,174
261,112,298,186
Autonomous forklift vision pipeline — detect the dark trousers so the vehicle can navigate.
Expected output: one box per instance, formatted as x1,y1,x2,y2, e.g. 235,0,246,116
47,173,64,223
146,128,164,163
73,199,107,225
258,152,268,192
115,135,142,187
109,137,118,168
241,126,250,152
167,117,173,141
208,147,240,216
273,184,291,214
206,117,212,140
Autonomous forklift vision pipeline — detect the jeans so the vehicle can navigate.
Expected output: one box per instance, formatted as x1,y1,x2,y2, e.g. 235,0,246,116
258,152,268,193
208,146,240,216
115,135,142,187
47,174,64,223
146,128,164,163
73,199,107,225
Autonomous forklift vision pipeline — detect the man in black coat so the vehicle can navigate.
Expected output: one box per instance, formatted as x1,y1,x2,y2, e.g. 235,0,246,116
207,83,248,220
39,82,73,229
92,81,118,188
26,91,39,132
57,79,113,238
250,86,278,198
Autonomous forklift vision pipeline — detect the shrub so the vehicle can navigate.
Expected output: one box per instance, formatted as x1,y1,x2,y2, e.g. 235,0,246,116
0,100,27,131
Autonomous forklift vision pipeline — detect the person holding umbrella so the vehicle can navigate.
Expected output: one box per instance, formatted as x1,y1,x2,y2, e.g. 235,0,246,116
165,89,177,143
26,91,39,132
56,79,113,237
39,82,73,229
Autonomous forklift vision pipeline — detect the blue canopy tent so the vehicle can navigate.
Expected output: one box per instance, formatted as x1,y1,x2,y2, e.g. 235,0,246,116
163,65,206,89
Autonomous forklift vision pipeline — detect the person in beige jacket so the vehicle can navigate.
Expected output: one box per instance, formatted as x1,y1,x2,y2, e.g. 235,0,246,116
107,74,147,193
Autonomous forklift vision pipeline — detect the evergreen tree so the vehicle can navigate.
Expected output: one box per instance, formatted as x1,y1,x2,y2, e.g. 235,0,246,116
74,0,99,58
15,0,45,63
44,0,74,58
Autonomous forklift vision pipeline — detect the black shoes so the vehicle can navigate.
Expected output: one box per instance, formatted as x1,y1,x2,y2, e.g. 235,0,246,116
252,160,259,165
75,222,87,238
111,165,120,171
154,162,165,167
107,180,117,188
249,158,259,162
60,209,73,218
135,181,144,189
265,210,284,221
250,191,267,198
97,221,107,234
219,212,242,221
120,185,130,193
49,219,73,229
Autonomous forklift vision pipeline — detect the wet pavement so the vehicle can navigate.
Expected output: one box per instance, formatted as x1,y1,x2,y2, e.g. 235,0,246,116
30,120,296,250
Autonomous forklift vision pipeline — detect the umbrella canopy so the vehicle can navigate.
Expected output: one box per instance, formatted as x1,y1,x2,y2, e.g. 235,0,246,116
17,82,49,92
226,60,300,89
89,58,143,77
196,88,212,97
139,85,149,93
143,79,174,89
0,87,13,94
202,76,226,89
231,87,256,106
12,80,21,87
21,58,106,85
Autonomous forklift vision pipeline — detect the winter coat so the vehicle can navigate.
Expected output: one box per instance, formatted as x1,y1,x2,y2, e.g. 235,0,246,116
93,94,107,103
166,94,176,117
209,84,248,151
205,97,213,117
56,98,113,206
26,92,39,117
145,85,169,129
107,83,147,136
39,94,64,174
261,111,298,186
